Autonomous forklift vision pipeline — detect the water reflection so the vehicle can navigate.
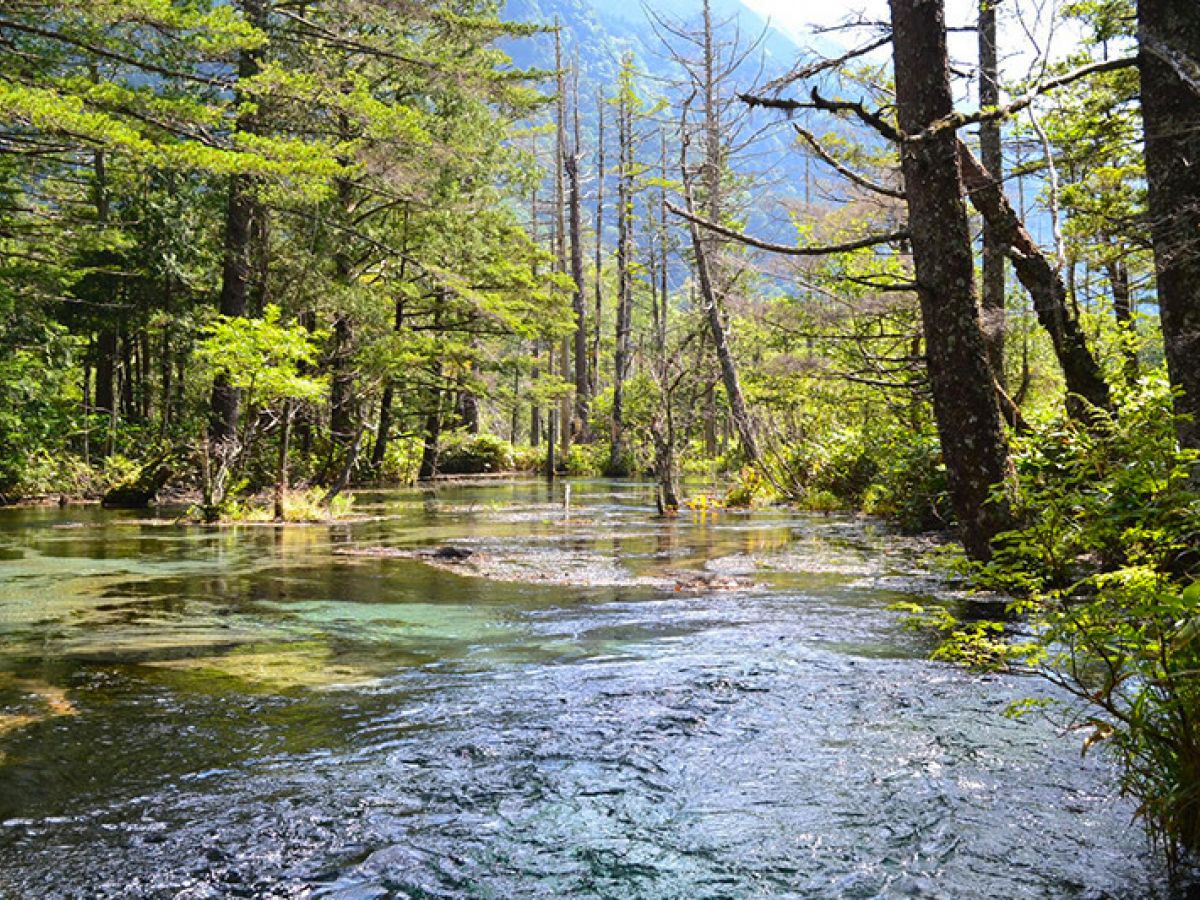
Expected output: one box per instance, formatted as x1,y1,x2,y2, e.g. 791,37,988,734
0,479,1175,897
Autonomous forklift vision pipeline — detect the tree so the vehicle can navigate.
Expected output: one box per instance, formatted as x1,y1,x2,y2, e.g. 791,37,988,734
1138,0,1200,456
890,0,1012,560
978,0,1006,379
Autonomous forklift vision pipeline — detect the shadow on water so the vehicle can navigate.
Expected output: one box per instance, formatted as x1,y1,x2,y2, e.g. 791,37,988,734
0,478,1182,897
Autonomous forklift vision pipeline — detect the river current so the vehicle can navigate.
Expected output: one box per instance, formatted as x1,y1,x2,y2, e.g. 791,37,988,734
0,480,1171,897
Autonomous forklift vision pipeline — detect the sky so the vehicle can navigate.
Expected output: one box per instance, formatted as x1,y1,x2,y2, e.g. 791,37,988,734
740,0,1084,84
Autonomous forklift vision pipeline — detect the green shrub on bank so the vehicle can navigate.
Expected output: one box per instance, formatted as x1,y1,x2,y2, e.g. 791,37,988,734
437,432,514,475
900,375,1200,867
862,430,951,531
511,444,543,472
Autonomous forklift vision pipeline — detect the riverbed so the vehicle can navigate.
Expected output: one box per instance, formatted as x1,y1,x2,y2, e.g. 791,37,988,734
0,479,1170,897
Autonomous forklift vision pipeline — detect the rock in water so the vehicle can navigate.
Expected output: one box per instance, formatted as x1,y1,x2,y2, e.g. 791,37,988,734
430,546,474,562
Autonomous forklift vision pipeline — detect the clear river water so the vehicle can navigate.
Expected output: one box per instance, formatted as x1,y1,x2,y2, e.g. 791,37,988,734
0,479,1177,898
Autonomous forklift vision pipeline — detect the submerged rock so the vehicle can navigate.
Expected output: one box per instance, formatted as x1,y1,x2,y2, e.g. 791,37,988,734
670,572,757,593
430,546,474,562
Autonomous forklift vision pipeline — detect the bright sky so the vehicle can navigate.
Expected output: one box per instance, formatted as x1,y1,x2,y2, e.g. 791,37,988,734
741,0,1084,85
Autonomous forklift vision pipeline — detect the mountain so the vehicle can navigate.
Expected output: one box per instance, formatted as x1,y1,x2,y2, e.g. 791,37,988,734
502,0,813,84
500,0,842,231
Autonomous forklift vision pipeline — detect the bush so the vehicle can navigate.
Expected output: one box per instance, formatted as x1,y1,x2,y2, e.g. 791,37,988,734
862,430,952,532
724,465,778,507
377,435,423,484
220,488,355,522
902,375,1200,867
437,432,514,475
564,442,607,476
511,444,543,473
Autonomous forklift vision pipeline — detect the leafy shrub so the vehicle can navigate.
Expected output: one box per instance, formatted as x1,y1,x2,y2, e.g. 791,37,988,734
724,465,778,507
221,488,355,522
862,430,951,531
438,432,514,475
983,374,1200,593
511,444,544,473
903,375,1200,866
377,436,423,485
564,442,607,476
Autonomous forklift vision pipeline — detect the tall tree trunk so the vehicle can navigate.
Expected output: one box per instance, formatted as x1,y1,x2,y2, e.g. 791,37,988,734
274,400,293,521
958,143,1112,415
419,389,444,480
692,0,761,466
1106,258,1140,383
328,313,356,459
328,146,358,471
978,0,1006,380
530,186,543,448
369,297,403,476
592,90,606,398
892,0,1012,561
1138,0,1200,455
567,62,591,440
90,148,117,455
609,65,634,476
554,29,573,460
371,383,394,473
209,0,266,443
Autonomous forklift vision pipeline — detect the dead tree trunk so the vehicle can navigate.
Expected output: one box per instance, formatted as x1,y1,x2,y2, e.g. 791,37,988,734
958,143,1113,415
567,62,592,440
592,91,606,398
892,0,1012,561
693,0,761,467
609,59,635,476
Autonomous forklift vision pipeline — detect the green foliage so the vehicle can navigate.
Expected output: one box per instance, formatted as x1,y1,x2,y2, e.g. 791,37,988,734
511,444,544,473
376,436,424,485
195,305,327,409
861,429,952,532
0,331,82,495
563,443,608,476
981,374,1200,593
437,432,514,475
724,466,778,507
907,375,1200,864
222,488,355,523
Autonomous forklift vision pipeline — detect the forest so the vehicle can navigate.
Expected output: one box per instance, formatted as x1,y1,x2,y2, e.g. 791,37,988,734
2,0,1200,893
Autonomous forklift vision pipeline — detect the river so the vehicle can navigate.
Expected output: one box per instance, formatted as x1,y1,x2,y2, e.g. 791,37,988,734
0,479,1172,897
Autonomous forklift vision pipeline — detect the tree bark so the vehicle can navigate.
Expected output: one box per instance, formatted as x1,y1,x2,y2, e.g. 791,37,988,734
978,0,1006,380
1106,259,1140,383
892,0,1012,561
567,64,591,440
1139,0,1200,454
693,0,761,467
609,62,634,476
592,91,605,398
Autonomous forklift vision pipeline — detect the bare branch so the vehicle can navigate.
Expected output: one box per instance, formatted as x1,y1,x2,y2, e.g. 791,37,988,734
792,124,904,198
763,34,891,93
666,200,908,256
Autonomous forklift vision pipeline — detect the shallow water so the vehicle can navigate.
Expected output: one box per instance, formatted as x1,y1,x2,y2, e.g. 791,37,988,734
0,479,1173,898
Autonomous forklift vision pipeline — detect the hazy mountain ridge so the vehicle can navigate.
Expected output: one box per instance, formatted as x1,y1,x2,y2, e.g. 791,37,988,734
503,0,813,83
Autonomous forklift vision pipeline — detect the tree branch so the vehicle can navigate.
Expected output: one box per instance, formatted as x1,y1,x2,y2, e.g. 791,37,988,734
792,124,904,198
909,56,1138,143
666,200,908,256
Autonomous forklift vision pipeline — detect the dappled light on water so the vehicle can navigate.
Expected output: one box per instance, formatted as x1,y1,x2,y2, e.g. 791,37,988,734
0,479,1172,897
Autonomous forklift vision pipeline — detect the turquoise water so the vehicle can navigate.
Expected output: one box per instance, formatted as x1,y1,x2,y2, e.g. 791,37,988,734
0,480,1171,897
